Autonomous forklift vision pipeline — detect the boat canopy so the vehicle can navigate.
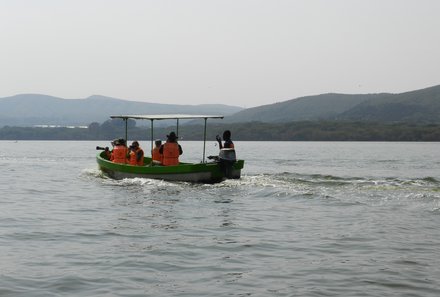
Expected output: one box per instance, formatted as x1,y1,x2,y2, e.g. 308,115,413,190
109,114,224,162
110,114,224,120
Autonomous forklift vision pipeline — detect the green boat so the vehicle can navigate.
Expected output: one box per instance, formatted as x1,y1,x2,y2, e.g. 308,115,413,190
96,114,244,183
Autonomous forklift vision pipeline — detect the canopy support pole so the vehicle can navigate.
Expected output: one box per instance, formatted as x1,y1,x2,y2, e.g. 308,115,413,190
202,117,207,163
176,119,179,138
124,118,128,143
150,119,154,157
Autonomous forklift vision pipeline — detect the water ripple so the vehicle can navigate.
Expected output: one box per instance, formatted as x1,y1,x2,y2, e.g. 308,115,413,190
2,141,440,296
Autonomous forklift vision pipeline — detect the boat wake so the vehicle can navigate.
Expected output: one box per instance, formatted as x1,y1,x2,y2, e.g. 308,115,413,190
81,167,440,212
83,166,439,192
80,168,107,179
225,173,440,212
240,172,440,189
165,172,439,209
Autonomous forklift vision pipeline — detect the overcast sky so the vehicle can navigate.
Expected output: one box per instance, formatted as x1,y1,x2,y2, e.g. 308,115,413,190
1,0,439,107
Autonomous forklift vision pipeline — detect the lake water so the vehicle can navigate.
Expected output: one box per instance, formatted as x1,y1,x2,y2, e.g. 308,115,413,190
1,141,439,296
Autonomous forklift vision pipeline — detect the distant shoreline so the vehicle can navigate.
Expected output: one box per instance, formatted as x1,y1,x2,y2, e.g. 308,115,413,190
1,121,439,142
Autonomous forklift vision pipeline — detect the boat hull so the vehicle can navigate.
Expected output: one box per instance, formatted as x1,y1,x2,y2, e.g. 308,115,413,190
96,152,244,183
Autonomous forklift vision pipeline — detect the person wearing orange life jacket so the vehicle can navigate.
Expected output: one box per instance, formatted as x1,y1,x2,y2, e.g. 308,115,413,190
159,132,183,166
151,139,163,164
128,141,144,166
111,138,128,164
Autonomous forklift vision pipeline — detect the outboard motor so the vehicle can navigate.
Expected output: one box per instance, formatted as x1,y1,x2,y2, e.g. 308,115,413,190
219,148,237,178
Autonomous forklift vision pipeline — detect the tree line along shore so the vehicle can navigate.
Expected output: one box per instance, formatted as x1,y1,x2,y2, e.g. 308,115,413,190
1,120,440,141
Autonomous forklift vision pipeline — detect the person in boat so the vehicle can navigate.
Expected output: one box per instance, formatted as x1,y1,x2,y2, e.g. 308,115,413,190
151,139,163,164
110,138,128,164
128,140,144,166
159,132,183,166
105,148,111,159
104,144,112,159
216,130,234,149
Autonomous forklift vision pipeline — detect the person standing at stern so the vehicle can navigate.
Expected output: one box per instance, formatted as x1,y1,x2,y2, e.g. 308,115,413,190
216,130,234,149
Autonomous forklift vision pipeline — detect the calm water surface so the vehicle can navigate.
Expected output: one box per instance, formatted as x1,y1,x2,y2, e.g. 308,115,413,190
0,141,439,296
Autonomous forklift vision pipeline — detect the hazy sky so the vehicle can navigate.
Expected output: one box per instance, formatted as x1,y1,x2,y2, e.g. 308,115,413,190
1,0,439,107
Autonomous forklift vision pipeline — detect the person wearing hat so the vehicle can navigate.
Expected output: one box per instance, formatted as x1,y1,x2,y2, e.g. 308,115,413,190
159,132,183,166
128,140,144,166
151,139,163,164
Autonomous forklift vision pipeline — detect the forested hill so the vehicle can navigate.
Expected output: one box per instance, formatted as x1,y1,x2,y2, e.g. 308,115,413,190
226,85,440,123
0,94,243,127
226,93,379,123
2,84,440,127
338,84,440,122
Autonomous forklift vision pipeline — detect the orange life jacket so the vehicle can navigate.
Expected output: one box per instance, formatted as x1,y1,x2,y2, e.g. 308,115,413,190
137,148,144,166
128,148,144,166
162,142,180,166
152,147,163,163
111,145,127,164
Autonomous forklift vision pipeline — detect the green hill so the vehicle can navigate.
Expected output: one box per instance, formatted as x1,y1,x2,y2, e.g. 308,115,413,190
0,94,243,127
339,85,440,122
226,93,377,123
226,85,440,123
2,84,440,127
